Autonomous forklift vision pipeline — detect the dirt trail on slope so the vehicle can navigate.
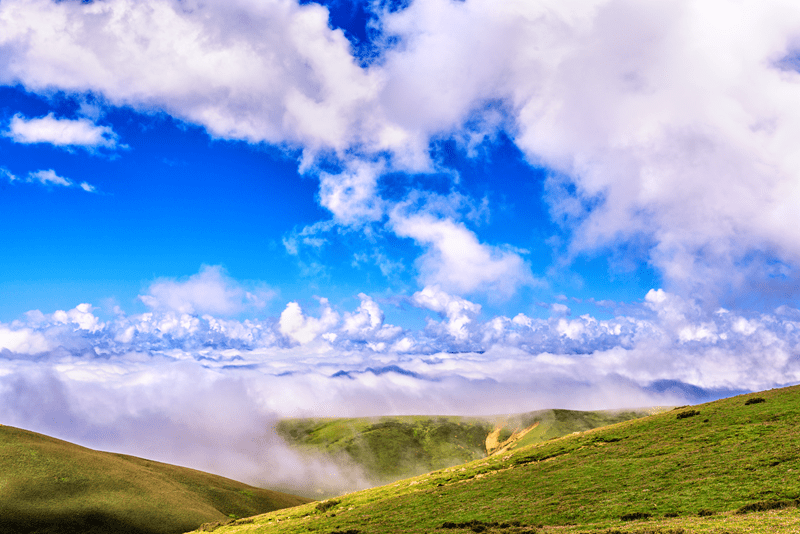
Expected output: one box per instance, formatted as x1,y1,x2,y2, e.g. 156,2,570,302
485,422,540,456
485,425,504,454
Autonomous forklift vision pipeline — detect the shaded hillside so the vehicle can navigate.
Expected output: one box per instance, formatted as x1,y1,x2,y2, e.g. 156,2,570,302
0,425,310,534
276,416,493,483
275,409,656,484
208,386,800,533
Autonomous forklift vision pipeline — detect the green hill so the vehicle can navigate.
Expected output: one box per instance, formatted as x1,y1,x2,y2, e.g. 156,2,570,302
274,409,658,484
0,425,310,534
203,386,800,533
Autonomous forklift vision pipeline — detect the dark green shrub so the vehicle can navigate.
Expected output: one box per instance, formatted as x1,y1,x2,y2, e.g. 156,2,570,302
745,397,766,405
676,410,700,419
736,499,799,514
316,499,341,513
198,519,234,532
440,520,503,531
697,509,714,516
663,511,679,517
620,511,651,521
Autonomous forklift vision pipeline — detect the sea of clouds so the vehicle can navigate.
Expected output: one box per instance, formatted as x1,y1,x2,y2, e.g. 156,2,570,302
2,266,799,494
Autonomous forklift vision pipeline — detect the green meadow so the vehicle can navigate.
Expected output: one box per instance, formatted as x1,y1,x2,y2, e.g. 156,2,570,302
5,386,800,534
201,385,800,533
275,409,658,485
0,425,310,534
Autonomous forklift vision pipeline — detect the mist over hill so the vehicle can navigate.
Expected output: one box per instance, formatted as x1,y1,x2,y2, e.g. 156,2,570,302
202,385,800,533
0,425,310,534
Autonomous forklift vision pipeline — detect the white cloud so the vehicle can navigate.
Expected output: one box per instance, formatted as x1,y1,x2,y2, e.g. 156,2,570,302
279,299,340,344
28,169,72,187
412,285,481,341
52,303,104,333
318,160,385,226
3,0,800,297
391,210,535,296
340,294,404,344
342,293,384,335
282,220,335,256
0,167,17,182
8,0,800,295
2,168,99,192
139,265,271,316
0,326,52,354
6,113,119,149
0,0,380,154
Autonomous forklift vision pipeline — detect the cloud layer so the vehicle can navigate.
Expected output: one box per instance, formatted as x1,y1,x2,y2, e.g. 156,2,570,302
2,268,800,493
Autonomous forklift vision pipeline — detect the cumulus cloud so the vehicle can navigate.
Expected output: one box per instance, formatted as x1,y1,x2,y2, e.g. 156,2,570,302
0,326,53,354
6,113,119,149
391,210,535,296
6,0,800,298
4,0,800,296
139,265,272,316
279,299,340,344
412,286,481,342
52,303,104,333
0,0,380,153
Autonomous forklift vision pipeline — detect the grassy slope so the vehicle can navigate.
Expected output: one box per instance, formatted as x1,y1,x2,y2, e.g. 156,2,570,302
205,386,800,533
0,425,311,534
275,416,493,482
488,407,665,453
274,410,654,484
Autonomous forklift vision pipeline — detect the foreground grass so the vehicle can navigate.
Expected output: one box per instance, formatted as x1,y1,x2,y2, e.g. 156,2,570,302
275,409,656,484
202,386,800,533
0,426,310,534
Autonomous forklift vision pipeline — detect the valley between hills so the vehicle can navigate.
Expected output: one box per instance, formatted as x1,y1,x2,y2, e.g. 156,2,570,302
3,386,800,533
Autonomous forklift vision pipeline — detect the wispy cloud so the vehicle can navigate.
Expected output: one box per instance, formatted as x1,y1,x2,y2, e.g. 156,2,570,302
28,169,72,187
1,167,98,192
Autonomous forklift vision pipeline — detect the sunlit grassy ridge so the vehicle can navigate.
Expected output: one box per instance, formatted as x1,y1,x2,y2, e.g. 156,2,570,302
0,425,310,534
204,386,800,533
275,409,655,484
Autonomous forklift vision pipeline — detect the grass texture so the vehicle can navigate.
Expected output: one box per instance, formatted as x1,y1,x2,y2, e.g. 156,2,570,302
0,425,310,534
202,385,800,534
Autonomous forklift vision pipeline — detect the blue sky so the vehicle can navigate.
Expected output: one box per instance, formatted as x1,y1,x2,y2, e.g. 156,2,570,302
1,0,800,493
